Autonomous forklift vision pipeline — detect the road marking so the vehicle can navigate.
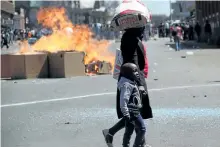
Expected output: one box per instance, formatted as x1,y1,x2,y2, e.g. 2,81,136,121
1,83,220,108
147,83,220,91
1,92,114,108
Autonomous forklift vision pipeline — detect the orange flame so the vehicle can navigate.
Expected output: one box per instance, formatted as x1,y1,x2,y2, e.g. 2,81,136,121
95,65,99,72
19,7,114,71
19,40,32,54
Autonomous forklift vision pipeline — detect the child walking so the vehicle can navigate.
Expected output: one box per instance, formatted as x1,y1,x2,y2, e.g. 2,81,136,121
117,63,146,147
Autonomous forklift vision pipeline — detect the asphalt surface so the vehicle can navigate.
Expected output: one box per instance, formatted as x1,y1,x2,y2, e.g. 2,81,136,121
1,42,20,54
1,38,220,147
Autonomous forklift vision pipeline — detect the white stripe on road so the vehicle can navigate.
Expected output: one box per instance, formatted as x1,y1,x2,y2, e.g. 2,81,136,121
1,92,115,108
1,83,220,108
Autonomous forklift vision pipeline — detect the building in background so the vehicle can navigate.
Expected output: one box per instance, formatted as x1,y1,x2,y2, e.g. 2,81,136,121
14,0,31,29
71,0,92,24
13,8,25,30
14,0,73,28
1,0,15,29
196,1,220,45
151,14,169,27
13,0,118,28
171,1,195,21
72,0,118,25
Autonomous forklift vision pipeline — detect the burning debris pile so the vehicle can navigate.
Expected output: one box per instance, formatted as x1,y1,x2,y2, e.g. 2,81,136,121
19,7,114,75
86,61,113,75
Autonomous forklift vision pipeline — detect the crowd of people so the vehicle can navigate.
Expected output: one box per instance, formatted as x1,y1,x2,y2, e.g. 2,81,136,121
90,23,121,40
1,28,30,49
1,24,123,50
91,23,157,41
157,20,212,51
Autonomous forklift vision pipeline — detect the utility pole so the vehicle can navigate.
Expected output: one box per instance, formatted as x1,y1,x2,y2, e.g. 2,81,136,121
170,0,172,23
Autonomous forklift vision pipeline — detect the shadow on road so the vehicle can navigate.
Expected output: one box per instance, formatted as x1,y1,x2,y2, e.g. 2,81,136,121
166,40,220,50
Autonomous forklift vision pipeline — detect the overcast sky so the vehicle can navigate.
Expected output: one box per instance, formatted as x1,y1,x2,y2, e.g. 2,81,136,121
143,0,170,16
80,0,171,16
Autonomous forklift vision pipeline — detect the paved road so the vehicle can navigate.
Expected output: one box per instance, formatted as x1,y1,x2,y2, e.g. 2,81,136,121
1,38,220,147
1,42,20,54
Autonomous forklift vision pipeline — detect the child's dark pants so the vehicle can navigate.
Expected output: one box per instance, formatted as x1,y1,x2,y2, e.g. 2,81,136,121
123,114,146,147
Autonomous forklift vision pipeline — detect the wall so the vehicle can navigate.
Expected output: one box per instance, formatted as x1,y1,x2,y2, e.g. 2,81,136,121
196,1,220,45
15,1,74,28
1,0,15,14
171,1,195,20
151,15,168,27
1,0,15,28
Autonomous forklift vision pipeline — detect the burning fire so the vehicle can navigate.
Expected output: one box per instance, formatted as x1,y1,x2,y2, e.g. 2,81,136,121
19,40,30,54
19,7,114,73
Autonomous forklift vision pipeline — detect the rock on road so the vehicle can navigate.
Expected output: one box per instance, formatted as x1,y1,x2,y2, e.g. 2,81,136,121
1,38,220,147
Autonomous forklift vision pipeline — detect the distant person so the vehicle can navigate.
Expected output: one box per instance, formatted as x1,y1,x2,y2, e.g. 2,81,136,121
183,23,189,40
8,30,13,44
158,23,165,38
170,24,175,42
189,24,194,40
28,31,32,38
173,24,183,51
194,22,201,42
204,20,212,44
6,31,11,45
165,22,170,37
149,23,153,37
1,32,9,49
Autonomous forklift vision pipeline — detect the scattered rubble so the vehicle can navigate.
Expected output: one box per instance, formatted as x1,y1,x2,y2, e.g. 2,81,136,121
86,61,112,75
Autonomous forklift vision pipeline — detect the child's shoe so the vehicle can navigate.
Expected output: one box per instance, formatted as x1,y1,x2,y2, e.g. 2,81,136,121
102,129,113,147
